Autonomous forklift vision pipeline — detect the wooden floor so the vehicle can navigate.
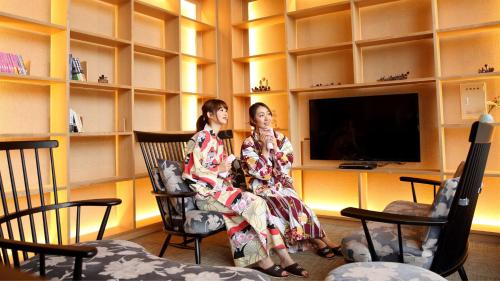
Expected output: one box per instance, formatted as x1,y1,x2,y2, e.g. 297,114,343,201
131,218,500,280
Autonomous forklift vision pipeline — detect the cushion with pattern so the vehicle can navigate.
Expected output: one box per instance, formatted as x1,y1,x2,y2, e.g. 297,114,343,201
157,159,196,214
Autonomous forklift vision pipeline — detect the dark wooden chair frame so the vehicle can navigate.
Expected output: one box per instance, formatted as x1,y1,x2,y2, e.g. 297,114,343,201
134,130,234,264
341,121,494,281
0,140,121,280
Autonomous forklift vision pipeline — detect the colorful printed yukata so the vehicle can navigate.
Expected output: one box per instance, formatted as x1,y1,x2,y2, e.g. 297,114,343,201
182,124,285,267
241,130,325,252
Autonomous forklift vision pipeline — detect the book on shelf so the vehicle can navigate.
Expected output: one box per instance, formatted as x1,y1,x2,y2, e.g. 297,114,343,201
69,54,87,82
69,108,84,133
0,51,28,75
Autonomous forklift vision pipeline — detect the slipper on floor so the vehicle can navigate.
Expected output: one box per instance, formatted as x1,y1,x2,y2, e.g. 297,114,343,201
252,264,288,278
317,246,335,259
283,263,309,278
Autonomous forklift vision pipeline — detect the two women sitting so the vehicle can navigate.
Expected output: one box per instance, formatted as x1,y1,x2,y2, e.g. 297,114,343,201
181,99,340,278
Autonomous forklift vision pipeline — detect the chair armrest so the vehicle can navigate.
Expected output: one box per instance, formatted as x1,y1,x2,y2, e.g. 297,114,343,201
341,207,447,226
400,177,441,186
0,238,97,258
151,190,198,198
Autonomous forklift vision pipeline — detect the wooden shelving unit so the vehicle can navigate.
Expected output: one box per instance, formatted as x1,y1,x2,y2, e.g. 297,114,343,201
0,0,218,242
230,0,500,233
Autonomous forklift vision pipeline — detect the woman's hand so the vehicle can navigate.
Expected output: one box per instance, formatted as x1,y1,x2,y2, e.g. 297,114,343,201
260,128,278,152
219,156,232,174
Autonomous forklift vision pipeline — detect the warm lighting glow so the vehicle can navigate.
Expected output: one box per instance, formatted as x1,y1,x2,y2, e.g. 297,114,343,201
306,202,346,213
181,0,197,20
136,210,161,221
473,217,500,227
70,221,119,238
182,61,197,93
137,0,170,10
181,26,197,56
182,95,198,131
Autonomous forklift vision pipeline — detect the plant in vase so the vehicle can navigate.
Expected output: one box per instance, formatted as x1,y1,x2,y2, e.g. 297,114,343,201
487,96,500,113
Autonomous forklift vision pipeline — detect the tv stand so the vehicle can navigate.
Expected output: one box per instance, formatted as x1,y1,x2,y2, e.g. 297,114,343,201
339,162,377,170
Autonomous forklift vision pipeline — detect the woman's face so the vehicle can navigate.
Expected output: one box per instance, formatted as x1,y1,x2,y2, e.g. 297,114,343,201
253,106,272,130
209,106,228,125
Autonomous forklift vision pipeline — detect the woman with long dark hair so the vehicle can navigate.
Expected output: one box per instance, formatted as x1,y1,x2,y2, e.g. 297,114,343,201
182,99,308,278
241,102,341,259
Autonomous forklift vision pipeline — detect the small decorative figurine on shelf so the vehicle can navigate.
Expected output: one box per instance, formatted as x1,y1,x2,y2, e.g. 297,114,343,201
377,71,410,82
251,77,271,92
311,82,341,88
98,74,108,83
478,64,495,74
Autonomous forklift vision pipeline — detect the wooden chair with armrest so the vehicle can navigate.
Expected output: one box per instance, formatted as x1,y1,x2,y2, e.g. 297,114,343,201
339,121,494,281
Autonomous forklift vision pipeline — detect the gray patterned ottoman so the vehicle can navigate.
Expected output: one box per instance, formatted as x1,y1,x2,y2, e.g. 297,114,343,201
325,262,446,281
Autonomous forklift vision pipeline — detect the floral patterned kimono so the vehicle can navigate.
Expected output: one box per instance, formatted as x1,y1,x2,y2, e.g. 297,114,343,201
241,130,326,252
182,124,285,267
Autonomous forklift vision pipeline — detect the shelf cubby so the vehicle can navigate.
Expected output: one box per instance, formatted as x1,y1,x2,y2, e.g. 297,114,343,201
287,1,350,18
295,49,354,89
0,11,66,34
68,181,134,242
355,0,432,40
134,4,179,53
135,177,161,228
134,52,179,91
134,0,179,20
70,0,131,41
438,29,500,78
360,39,434,83
436,0,500,31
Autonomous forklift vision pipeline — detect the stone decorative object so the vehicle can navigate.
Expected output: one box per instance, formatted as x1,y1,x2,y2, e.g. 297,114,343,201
478,64,495,74
251,77,271,92
377,71,410,82
98,74,108,83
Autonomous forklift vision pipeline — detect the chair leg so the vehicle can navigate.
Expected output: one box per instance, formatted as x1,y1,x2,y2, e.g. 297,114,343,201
194,238,201,264
458,266,468,281
159,234,172,257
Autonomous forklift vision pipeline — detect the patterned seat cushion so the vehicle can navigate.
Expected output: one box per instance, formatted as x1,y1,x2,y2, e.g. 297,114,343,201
21,240,267,281
341,201,434,268
183,209,225,234
157,159,196,213
325,262,446,281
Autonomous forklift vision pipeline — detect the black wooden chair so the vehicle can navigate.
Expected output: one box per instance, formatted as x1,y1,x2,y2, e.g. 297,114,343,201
135,130,240,264
339,121,494,280
0,140,121,280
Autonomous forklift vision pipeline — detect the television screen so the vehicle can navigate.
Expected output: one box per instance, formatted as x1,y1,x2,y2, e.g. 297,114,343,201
309,93,420,162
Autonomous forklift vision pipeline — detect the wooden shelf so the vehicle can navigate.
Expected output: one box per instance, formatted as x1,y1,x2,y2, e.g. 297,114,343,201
70,81,131,91
70,132,132,138
134,43,178,58
0,73,65,85
182,53,216,65
289,42,352,56
0,133,66,138
181,91,216,98
437,20,500,37
354,0,402,8
290,77,436,93
356,31,433,47
233,90,288,97
287,1,350,19
70,29,131,47
439,72,500,83
441,123,500,129
293,165,441,175
134,0,178,20
70,176,133,189
233,128,252,133
233,51,286,63
233,14,284,29
134,87,179,95
4,185,66,199
444,170,500,178
180,16,214,32
0,11,65,34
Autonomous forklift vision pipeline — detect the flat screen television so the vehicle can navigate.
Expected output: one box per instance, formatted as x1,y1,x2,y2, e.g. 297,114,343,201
309,93,421,162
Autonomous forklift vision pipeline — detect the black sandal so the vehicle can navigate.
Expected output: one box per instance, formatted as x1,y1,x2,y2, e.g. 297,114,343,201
317,246,335,259
331,246,343,256
252,264,288,278
283,263,309,278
